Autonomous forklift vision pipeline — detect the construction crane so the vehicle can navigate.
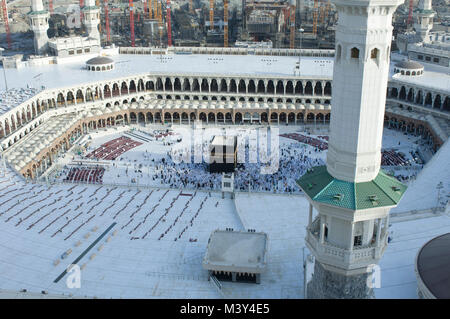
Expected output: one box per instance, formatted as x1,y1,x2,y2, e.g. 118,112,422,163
312,0,319,36
189,0,193,14
150,0,153,19
407,0,414,28
104,0,110,43
290,4,295,49
325,0,331,24
80,0,84,21
166,0,172,46
129,0,135,46
320,3,325,24
158,0,163,46
209,0,214,30
224,0,228,47
1,0,11,49
154,0,158,20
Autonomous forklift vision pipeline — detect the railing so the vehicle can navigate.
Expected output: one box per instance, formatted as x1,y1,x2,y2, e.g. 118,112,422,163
305,226,386,268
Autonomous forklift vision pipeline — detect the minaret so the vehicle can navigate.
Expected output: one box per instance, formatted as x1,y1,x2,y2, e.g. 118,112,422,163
29,0,50,55
414,0,435,43
297,0,407,299
83,0,101,43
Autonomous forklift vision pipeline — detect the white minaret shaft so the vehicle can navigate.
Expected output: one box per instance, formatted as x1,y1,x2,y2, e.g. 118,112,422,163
31,0,44,12
326,0,404,183
83,0,101,42
30,0,49,55
414,0,435,42
419,0,432,10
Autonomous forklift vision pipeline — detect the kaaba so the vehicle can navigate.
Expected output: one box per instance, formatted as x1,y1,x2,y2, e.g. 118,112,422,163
208,135,237,173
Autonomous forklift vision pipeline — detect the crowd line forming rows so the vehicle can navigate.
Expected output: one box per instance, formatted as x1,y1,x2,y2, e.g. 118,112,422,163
63,167,105,184
86,136,142,160
0,171,224,258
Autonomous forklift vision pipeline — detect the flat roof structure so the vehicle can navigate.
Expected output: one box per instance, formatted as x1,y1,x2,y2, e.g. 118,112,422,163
203,229,268,276
415,232,450,299
0,54,334,92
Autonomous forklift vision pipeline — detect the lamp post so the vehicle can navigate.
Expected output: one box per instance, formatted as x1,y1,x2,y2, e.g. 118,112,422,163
0,47,8,91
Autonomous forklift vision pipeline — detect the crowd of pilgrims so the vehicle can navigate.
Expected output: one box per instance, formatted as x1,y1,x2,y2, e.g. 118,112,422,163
113,137,327,194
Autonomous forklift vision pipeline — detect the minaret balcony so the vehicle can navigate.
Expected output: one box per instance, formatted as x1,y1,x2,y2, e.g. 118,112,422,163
306,219,388,273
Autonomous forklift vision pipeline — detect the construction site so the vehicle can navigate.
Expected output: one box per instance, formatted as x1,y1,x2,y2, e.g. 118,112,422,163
0,0,449,53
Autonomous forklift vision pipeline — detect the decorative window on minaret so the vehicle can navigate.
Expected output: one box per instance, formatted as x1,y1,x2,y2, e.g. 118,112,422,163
371,48,379,59
351,47,359,59
336,44,342,62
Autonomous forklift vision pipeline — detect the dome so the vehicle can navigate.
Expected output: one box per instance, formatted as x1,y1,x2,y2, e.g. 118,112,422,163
86,56,114,65
416,233,450,299
395,60,423,69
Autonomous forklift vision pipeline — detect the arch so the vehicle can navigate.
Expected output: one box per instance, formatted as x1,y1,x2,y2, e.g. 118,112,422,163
286,81,294,94
238,79,246,93
130,112,137,123
138,79,145,91
57,93,65,106
192,79,200,92
182,78,191,91
235,112,242,123
85,88,93,102
433,95,442,109
288,112,295,123
199,112,207,122
267,81,274,94
112,83,120,96
229,79,237,93
443,96,450,112
76,89,84,103
164,78,173,91
138,112,145,123
146,81,155,91
295,81,303,94
407,88,414,102
66,91,75,105
270,112,278,123
210,79,219,92
390,87,398,98
305,82,313,95
314,82,323,95
220,79,227,92
324,82,332,95
399,86,406,100
276,80,284,94
164,112,172,123
173,78,182,91
257,80,265,93
201,79,209,92
248,80,256,93
121,81,128,94
424,92,432,106
156,78,164,91
415,90,423,104
146,112,154,123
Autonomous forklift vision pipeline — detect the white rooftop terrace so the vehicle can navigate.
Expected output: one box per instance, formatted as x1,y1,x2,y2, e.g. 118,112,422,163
389,53,450,92
0,53,334,93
